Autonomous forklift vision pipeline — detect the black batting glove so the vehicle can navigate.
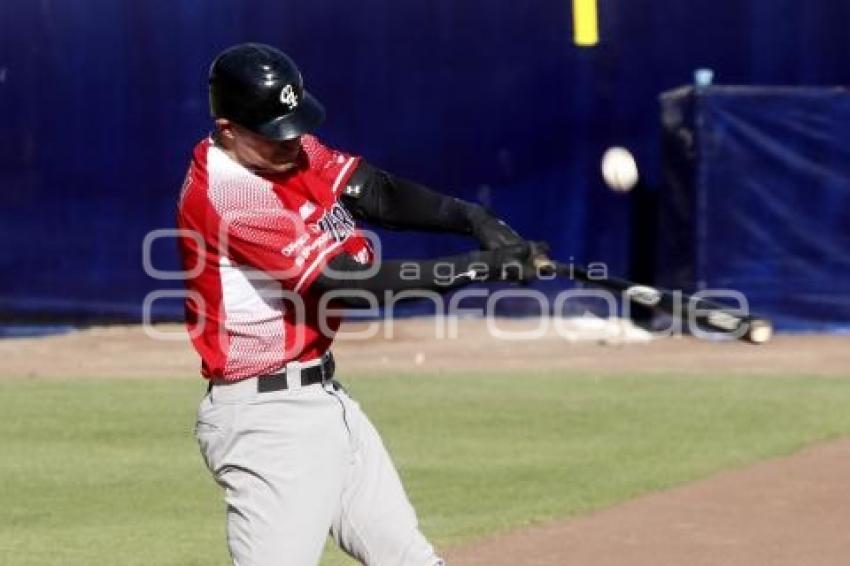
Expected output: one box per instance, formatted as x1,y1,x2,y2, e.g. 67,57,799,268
465,205,525,250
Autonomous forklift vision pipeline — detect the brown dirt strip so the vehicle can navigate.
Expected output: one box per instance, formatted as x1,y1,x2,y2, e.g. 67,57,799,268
0,321,848,379
445,437,850,566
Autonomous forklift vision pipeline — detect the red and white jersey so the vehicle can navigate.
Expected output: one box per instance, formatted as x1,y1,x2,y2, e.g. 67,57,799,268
177,135,373,380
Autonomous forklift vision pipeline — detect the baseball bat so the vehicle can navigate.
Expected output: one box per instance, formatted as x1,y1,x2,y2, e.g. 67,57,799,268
539,260,773,344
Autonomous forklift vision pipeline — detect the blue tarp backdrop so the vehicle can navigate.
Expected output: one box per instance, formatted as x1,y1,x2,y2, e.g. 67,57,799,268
660,86,850,331
2,0,850,329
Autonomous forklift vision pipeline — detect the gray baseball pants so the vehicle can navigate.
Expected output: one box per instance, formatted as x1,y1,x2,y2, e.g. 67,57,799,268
195,375,444,566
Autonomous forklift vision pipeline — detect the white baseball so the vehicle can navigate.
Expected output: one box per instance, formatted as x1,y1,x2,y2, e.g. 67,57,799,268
601,147,639,193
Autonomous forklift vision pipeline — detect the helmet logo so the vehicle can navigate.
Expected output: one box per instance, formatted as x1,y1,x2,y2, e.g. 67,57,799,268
280,84,299,111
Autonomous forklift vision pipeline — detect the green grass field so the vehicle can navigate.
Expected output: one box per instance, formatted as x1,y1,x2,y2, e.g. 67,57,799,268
2,372,850,565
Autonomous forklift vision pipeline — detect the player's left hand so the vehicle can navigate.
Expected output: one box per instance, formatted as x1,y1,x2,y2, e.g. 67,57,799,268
468,206,524,250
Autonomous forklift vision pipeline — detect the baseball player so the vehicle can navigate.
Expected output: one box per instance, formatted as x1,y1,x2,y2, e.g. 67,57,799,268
177,43,547,566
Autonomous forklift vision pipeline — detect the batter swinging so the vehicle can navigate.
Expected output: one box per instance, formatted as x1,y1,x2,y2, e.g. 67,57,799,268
177,43,547,566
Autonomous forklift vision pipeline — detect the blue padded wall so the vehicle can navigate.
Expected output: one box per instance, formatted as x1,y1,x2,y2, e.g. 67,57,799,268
660,86,850,331
2,0,850,325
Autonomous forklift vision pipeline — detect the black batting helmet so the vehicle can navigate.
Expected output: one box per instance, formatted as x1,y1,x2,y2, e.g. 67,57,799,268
209,43,325,140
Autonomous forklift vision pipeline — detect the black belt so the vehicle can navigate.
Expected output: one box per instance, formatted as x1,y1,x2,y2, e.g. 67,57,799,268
209,352,336,393
257,352,336,393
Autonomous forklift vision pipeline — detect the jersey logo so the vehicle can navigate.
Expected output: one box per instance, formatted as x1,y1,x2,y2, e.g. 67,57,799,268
343,183,363,199
298,202,317,220
316,202,356,243
352,248,370,264
280,84,299,111
281,234,310,258
450,269,486,284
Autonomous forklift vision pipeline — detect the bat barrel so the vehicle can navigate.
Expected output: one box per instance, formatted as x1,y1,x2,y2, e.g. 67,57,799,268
743,318,773,344
550,261,773,344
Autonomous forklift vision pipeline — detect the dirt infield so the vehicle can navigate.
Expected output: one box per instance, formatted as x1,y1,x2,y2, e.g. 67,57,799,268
2,320,849,565
1,319,847,379
446,437,850,566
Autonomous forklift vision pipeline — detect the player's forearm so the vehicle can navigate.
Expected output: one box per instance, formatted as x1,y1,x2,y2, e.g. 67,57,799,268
342,161,525,249
341,161,485,233
312,250,511,309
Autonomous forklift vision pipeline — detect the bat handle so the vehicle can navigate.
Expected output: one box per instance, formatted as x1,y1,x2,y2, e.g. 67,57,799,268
533,256,558,277
535,259,578,278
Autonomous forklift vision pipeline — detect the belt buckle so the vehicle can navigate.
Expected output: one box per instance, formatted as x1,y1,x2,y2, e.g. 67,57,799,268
285,360,303,390
319,352,334,387
318,357,328,385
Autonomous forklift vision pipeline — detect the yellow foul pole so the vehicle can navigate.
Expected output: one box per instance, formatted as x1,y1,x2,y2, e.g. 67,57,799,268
573,0,599,47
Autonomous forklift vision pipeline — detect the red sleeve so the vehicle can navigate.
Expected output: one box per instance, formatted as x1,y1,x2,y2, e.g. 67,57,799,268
301,135,361,196
221,206,345,294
